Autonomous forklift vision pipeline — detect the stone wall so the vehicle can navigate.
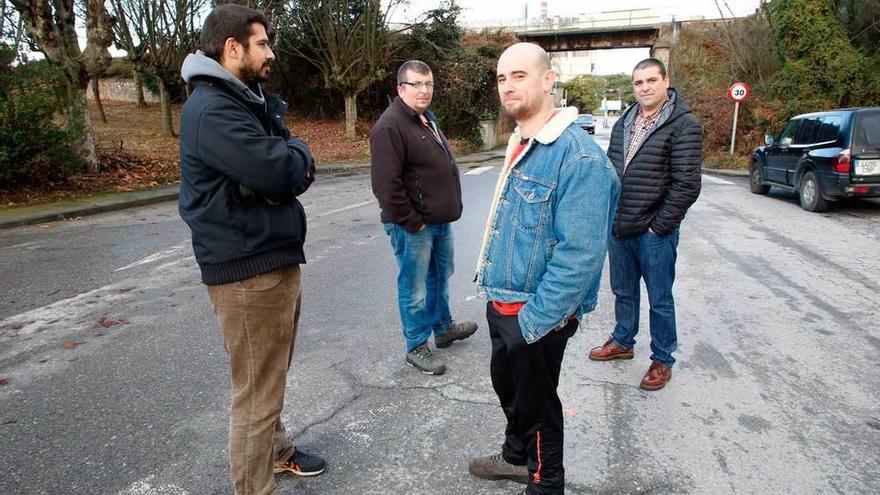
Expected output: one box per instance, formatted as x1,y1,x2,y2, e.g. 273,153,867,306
86,78,160,104
479,116,513,151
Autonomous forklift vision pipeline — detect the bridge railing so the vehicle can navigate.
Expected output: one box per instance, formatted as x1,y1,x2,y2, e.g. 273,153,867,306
459,9,681,31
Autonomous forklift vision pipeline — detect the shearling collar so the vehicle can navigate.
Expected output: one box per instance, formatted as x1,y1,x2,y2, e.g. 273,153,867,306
510,106,578,145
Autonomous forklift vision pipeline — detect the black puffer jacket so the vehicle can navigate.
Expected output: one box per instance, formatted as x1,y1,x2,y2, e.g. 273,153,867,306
607,88,702,237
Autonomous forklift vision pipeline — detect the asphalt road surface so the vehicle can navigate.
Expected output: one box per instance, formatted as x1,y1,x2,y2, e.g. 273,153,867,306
2,125,879,494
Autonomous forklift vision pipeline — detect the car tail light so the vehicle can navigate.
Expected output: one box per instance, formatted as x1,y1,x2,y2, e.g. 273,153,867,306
850,186,869,193
833,149,851,173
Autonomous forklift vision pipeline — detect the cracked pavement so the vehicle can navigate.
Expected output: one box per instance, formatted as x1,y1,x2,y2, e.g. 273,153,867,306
2,128,880,493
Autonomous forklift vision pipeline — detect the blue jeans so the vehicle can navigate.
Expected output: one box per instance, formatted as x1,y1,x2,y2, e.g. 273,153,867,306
609,228,680,367
383,222,454,352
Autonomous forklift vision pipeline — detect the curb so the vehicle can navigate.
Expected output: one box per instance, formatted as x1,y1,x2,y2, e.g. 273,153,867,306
703,167,748,177
0,149,507,230
0,187,180,229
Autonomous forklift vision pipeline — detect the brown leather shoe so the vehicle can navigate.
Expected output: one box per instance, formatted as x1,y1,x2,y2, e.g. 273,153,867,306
588,338,634,361
640,361,672,390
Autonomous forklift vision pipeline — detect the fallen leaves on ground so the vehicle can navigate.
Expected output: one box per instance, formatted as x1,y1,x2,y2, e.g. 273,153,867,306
2,419,17,425
62,341,77,350
96,316,127,328
0,378,8,386
1,101,374,208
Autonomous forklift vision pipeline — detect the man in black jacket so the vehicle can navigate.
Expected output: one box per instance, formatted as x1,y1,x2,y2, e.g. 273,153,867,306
370,60,477,376
589,58,702,391
178,5,323,494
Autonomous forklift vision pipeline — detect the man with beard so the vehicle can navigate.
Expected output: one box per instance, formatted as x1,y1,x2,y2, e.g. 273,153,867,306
178,4,323,494
470,43,619,494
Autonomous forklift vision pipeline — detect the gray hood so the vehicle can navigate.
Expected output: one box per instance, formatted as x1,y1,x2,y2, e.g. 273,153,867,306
181,50,265,106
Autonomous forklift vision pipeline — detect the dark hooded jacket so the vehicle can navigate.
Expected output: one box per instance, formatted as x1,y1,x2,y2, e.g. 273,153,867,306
607,88,702,237
178,51,315,285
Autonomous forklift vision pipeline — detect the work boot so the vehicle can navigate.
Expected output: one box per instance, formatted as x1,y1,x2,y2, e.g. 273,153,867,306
435,320,478,348
405,342,447,375
469,453,528,484
588,337,634,361
273,448,326,477
640,361,672,391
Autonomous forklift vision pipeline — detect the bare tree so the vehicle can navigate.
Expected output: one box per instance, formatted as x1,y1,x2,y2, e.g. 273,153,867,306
9,0,115,171
108,0,148,107
81,0,114,124
278,0,408,138
112,0,204,137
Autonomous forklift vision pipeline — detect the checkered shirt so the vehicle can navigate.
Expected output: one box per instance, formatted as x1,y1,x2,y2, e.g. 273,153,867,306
624,99,670,170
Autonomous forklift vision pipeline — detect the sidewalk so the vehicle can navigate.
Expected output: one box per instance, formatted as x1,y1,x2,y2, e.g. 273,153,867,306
0,148,507,229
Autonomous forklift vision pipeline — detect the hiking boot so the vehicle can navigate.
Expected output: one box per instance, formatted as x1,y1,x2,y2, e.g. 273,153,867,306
469,453,529,484
406,342,447,375
435,320,478,348
588,338,634,361
273,448,326,477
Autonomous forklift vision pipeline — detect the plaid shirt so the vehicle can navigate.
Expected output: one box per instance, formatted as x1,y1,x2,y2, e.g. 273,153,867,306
624,99,670,169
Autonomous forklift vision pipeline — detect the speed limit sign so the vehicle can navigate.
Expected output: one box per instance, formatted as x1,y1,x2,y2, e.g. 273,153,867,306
727,82,750,154
728,82,750,102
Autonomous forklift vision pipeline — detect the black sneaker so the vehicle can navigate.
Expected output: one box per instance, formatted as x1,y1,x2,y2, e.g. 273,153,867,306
435,320,478,348
274,448,326,477
405,342,447,375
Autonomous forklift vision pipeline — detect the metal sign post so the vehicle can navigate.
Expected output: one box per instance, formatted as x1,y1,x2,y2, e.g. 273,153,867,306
727,82,750,155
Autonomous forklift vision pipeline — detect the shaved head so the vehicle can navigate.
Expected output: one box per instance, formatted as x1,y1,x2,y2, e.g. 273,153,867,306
499,42,551,72
496,42,556,123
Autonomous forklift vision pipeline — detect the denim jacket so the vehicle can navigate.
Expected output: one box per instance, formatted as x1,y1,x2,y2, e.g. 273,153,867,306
475,107,620,344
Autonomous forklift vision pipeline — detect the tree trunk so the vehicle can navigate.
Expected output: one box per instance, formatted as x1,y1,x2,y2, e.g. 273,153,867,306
158,79,176,138
91,77,108,124
133,69,146,108
67,81,100,172
344,93,357,138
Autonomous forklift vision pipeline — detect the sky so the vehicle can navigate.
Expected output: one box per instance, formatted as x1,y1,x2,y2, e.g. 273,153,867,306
390,0,764,74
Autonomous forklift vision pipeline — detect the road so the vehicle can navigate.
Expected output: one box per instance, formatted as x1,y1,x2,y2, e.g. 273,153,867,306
2,123,879,495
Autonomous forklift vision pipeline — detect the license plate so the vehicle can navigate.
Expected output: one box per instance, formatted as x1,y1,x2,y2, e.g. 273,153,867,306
855,159,880,176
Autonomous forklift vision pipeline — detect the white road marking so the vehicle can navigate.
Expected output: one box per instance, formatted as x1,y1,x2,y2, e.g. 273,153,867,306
1,241,42,250
311,199,375,219
114,241,190,272
465,295,477,301
702,175,736,186
464,165,494,175
116,476,189,495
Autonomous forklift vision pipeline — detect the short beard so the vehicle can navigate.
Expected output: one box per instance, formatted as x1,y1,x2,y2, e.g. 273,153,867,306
240,64,270,84
504,102,538,122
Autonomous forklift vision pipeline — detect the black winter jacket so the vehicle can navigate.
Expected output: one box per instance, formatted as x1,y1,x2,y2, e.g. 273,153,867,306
179,53,315,285
370,97,463,232
607,88,702,237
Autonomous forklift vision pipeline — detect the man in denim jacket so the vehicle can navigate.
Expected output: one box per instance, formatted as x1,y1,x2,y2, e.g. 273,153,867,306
469,43,620,495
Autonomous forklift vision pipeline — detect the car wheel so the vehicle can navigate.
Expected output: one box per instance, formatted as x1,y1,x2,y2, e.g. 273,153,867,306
799,171,829,212
749,162,770,195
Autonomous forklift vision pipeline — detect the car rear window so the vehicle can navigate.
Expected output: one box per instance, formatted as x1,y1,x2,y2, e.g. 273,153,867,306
816,115,843,143
853,111,880,150
795,117,821,144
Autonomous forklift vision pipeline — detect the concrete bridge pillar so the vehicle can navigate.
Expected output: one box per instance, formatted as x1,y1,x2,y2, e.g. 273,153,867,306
650,21,679,79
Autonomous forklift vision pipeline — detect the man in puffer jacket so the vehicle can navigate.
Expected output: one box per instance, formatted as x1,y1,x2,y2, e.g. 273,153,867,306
588,58,702,391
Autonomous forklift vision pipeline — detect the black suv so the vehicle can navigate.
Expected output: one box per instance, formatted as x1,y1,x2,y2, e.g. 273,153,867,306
750,107,880,211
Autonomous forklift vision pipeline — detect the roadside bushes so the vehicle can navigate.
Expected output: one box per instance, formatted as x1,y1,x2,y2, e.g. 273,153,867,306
0,49,81,186
673,0,879,168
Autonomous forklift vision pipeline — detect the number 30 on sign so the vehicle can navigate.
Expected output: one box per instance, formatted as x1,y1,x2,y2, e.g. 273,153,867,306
728,82,750,102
